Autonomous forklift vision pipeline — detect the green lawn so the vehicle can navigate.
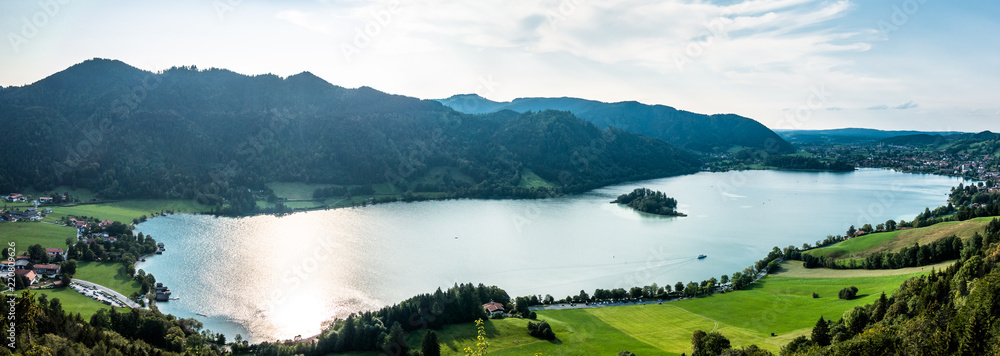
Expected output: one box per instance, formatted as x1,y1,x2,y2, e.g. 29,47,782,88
23,186,98,202
517,169,555,189
267,182,334,200
74,261,142,297
807,217,995,260
421,264,932,355
22,288,119,320
0,222,76,251
43,200,212,223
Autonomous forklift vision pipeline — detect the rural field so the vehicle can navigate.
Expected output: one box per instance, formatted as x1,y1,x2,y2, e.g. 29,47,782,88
806,217,995,260
42,200,212,223
74,261,143,297
21,288,119,320
0,222,76,251
408,263,933,355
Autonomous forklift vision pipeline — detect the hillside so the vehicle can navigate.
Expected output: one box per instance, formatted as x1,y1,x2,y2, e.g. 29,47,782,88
776,128,968,145
437,94,796,154
880,130,999,151
404,265,933,355
0,59,699,213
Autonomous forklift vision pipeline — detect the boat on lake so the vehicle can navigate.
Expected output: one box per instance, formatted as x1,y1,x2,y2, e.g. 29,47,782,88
697,254,707,259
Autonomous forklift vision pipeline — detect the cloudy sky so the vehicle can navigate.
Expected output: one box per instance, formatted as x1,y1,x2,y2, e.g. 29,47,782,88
1,0,997,131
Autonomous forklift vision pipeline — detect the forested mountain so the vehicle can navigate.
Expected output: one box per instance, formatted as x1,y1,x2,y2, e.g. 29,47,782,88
437,94,796,154
777,128,969,145
880,130,999,149
0,59,699,213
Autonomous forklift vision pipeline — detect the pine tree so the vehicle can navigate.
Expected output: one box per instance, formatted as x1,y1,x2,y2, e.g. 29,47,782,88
421,330,441,356
811,316,830,346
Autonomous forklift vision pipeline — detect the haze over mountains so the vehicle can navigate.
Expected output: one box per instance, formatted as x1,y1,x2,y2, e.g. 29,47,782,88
0,59,701,212
438,94,796,154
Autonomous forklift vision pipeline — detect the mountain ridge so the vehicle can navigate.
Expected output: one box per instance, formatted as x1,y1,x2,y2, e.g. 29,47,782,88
436,93,796,154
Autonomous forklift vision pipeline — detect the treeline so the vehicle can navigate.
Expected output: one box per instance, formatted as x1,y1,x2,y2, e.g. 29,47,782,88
2,291,224,355
0,59,699,216
612,187,684,216
781,214,1000,355
799,235,968,270
232,283,509,355
763,155,855,171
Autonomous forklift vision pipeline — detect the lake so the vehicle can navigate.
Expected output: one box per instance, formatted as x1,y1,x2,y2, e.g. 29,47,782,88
135,168,965,342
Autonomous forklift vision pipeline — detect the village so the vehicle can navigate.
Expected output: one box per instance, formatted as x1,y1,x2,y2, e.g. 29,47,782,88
1,194,170,310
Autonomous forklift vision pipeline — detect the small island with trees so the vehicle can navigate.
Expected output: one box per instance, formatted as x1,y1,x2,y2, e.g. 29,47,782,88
611,188,686,217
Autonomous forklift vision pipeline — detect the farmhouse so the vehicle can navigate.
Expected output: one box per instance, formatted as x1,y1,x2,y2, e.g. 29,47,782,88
482,301,505,316
45,248,65,258
14,269,37,285
33,263,60,277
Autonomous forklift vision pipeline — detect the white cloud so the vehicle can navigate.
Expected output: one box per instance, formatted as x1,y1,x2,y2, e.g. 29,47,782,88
893,100,917,110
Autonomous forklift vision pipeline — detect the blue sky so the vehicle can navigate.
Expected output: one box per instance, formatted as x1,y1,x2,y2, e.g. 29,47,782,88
1,0,997,131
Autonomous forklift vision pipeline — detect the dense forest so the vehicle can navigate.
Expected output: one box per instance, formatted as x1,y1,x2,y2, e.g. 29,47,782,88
612,187,685,216
762,155,855,172
438,94,797,154
0,59,699,214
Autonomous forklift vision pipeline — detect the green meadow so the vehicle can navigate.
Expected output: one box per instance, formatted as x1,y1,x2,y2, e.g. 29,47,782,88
43,200,212,223
415,264,932,355
0,222,76,251
74,261,143,297
21,288,119,320
807,217,994,260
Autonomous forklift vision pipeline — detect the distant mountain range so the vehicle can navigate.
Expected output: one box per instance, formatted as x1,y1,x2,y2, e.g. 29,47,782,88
879,131,998,147
0,59,699,212
775,128,969,145
437,94,796,154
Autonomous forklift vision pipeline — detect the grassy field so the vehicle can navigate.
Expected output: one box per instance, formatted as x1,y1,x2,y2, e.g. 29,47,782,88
22,287,118,320
0,222,76,251
266,182,333,200
74,261,142,297
776,259,956,278
417,263,932,355
517,169,555,189
806,217,995,260
43,200,212,223
23,186,98,202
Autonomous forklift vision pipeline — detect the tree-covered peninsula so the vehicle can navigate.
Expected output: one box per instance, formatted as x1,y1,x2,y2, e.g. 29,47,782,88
611,188,686,216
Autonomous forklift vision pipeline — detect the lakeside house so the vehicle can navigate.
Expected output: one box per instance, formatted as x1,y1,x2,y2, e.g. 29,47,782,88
155,282,172,301
33,263,60,277
100,219,114,228
38,197,53,204
3,209,41,222
14,269,37,285
6,193,24,202
45,248,65,259
14,259,30,269
483,301,505,316
0,261,13,271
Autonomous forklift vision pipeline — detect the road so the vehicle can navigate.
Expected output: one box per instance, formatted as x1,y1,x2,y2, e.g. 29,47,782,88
72,278,142,309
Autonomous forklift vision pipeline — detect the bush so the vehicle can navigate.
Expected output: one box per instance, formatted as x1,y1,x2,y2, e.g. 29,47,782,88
812,292,819,298
838,286,859,300
527,321,556,340
528,311,537,319
490,313,503,319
